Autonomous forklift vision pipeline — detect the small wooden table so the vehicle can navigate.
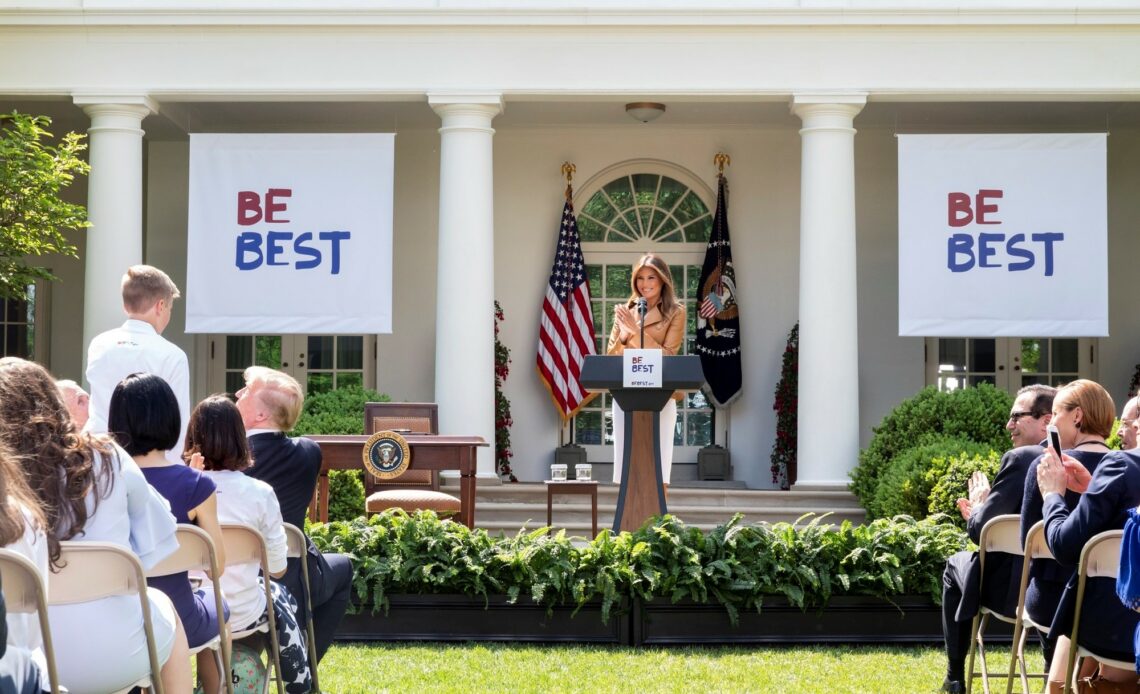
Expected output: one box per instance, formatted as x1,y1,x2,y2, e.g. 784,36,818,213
545,480,599,537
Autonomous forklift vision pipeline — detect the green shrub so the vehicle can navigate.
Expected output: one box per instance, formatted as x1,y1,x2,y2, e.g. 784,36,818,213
868,436,996,520
851,384,1012,512
291,385,391,522
925,449,1004,528
1106,418,1123,450
308,510,970,624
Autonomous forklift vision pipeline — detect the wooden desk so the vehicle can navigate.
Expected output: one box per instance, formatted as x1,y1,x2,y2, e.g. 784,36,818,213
305,434,486,528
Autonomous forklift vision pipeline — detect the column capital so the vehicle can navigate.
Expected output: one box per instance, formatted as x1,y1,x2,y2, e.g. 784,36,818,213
73,94,158,116
428,93,503,134
790,94,866,128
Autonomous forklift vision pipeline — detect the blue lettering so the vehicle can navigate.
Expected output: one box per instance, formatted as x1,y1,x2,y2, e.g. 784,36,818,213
1006,233,1034,272
235,232,263,270
266,231,291,266
977,232,1002,268
1032,232,1064,277
319,231,351,275
293,232,321,270
948,234,974,272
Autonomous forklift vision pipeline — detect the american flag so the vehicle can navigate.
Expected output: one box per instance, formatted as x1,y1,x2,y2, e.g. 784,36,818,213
537,201,597,420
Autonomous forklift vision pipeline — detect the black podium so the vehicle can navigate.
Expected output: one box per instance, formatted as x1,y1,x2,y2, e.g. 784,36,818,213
580,354,705,533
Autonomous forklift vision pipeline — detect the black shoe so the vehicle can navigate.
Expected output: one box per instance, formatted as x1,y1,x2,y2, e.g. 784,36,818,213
941,679,964,693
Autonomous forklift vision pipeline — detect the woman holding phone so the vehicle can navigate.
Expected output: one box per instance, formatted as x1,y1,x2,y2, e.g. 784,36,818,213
1018,379,1114,687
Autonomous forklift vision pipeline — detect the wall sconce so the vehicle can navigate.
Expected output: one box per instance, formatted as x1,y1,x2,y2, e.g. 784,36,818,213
625,102,666,123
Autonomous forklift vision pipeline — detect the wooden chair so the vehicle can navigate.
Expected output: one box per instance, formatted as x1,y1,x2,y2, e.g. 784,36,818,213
0,549,60,694
146,524,233,694
50,541,165,694
965,514,1022,694
283,523,320,694
1062,529,1127,694
362,402,461,517
1006,520,1053,694
221,523,284,694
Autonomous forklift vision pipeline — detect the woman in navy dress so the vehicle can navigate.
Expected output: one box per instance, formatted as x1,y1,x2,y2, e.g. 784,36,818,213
109,372,229,694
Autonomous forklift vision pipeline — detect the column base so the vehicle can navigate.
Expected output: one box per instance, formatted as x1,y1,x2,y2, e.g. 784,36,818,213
789,480,853,492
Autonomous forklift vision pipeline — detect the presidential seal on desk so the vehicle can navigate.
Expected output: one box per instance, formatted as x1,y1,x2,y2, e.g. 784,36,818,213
362,430,411,479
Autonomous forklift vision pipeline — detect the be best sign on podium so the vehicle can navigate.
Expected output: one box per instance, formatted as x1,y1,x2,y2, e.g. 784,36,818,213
580,353,705,533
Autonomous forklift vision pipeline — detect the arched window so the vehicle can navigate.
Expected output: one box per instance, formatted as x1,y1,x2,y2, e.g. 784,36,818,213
570,161,722,475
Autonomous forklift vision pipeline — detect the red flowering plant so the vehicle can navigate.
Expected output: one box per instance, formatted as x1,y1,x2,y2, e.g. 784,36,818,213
494,301,517,482
769,323,798,490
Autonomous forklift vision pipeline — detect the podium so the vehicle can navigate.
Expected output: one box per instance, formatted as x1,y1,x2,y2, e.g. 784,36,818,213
580,354,705,533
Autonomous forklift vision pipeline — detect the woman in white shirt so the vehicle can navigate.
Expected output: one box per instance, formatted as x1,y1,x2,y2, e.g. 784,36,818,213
186,395,311,692
0,357,192,694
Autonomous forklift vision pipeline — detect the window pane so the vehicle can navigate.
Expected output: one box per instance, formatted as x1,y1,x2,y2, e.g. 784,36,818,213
968,339,996,373
670,266,684,296
5,325,26,358
574,410,602,445
606,266,631,296
308,336,334,369
631,173,658,205
1021,339,1044,374
225,372,245,395
1021,374,1046,386
337,372,363,390
1054,339,1079,373
673,191,709,224
254,336,281,368
685,265,700,299
657,176,686,211
337,336,363,370
609,215,635,241
603,408,614,445
687,390,709,409
623,210,642,237
602,178,632,211
226,336,252,370
307,372,333,394
4,298,22,322
687,411,712,446
673,415,684,446
682,216,713,243
586,264,602,298
969,374,996,387
581,193,617,225
938,339,966,372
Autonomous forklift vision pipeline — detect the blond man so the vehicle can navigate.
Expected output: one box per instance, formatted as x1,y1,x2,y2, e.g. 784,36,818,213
86,265,189,464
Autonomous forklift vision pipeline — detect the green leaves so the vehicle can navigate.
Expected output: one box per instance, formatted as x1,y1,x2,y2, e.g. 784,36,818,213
309,510,969,625
0,112,89,300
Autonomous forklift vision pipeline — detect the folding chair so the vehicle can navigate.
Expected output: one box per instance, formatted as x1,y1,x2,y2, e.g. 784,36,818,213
146,524,233,694
0,549,60,694
221,523,284,694
1062,529,1127,694
1006,520,1053,694
964,514,1023,694
49,541,165,694
283,522,319,694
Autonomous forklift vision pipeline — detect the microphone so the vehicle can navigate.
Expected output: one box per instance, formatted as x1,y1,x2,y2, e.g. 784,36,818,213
636,297,648,317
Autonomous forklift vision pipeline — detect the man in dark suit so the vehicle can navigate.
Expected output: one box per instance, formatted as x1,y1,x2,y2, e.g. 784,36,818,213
941,384,1056,694
237,366,354,663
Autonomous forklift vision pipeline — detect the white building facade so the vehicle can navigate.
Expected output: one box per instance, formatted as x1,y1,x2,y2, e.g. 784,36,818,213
2,1,1139,488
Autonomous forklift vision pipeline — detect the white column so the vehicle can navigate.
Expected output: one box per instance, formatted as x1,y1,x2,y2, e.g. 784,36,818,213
790,94,866,489
73,96,156,362
429,93,502,480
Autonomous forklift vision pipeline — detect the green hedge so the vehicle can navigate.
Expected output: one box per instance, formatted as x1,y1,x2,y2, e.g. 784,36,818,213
926,449,1004,529
851,384,1012,519
309,510,969,625
868,436,998,521
292,386,390,522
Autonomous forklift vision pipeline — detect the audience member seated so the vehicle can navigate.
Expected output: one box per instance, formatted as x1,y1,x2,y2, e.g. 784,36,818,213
54,379,89,432
0,358,192,694
236,366,353,662
1115,504,1140,679
940,384,1056,693
0,438,48,693
186,395,312,692
108,372,227,694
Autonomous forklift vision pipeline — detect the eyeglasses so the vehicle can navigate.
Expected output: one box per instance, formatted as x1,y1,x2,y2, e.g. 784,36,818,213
1008,411,1038,423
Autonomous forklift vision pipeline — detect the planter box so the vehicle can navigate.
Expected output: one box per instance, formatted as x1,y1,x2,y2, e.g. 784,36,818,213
632,595,1003,646
337,594,630,644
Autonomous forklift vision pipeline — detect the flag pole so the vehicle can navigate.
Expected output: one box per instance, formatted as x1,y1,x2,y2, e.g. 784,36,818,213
561,161,576,204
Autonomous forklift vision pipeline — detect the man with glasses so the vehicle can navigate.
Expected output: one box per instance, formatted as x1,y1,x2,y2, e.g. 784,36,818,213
941,384,1056,693
1116,396,1138,450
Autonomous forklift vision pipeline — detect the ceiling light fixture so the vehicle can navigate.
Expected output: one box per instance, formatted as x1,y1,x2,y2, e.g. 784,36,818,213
625,102,666,123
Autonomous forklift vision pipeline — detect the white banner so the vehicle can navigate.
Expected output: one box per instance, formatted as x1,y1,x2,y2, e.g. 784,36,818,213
898,133,1106,337
186,133,394,334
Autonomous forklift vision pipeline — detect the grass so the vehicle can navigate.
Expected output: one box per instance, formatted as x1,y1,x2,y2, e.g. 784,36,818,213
315,642,1046,693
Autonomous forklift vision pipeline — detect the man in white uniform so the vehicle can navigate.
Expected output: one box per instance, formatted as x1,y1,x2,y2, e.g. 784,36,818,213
86,265,190,464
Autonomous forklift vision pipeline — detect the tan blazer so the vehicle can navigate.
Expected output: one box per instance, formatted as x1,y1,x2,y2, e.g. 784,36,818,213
607,304,686,401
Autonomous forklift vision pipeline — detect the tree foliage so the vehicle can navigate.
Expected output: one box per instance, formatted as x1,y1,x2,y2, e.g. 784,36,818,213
0,112,89,299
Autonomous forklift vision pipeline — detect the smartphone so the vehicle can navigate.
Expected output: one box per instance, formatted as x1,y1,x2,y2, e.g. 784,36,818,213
1047,424,1063,454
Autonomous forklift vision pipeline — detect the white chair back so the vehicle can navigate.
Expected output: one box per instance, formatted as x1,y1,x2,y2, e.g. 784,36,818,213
1063,529,1127,694
0,549,60,694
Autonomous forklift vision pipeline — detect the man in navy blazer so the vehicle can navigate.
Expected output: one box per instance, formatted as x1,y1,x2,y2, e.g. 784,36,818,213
237,366,354,663
940,384,1056,694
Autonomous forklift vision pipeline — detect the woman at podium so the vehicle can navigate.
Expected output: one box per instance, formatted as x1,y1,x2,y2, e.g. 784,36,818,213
606,253,686,490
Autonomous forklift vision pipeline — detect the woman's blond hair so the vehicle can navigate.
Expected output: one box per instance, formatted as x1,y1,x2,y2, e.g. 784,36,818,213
1054,379,1116,439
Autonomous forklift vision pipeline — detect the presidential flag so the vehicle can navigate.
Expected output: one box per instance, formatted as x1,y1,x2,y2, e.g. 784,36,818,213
537,200,598,420
694,174,743,407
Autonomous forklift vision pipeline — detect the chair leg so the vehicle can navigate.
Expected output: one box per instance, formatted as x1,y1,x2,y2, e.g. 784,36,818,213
977,614,992,694
966,613,982,694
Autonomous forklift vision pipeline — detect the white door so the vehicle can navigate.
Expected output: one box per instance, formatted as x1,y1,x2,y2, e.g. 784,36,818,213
207,333,376,396
925,337,1097,393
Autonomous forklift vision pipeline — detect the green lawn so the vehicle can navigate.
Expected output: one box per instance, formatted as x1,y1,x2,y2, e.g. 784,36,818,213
316,642,1044,693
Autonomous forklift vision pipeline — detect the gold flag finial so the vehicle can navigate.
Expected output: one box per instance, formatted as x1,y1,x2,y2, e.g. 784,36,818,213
714,152,731,176
561,161,576,202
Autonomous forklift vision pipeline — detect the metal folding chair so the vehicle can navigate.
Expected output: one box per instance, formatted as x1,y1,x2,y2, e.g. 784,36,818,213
50,541,165,694
0,548,60,694
146,524,233,694
221,523,284,694
1006,520,1053,694
283,522,320,693
964,514,1022,694
1062,529,1128,694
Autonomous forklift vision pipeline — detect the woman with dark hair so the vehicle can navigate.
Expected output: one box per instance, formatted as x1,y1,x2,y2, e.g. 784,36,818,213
109,372,228,694
0,357,191,694
606,253,686,488
186,395,311,692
